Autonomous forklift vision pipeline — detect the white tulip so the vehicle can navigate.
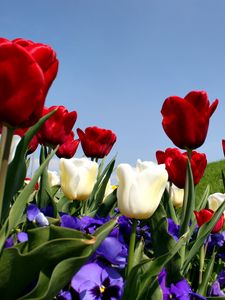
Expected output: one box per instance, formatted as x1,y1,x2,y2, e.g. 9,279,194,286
208,192,225,216
59,157,98,201
167,183,184,208
116,159,168,219
103,179,118,202
47,170,60,187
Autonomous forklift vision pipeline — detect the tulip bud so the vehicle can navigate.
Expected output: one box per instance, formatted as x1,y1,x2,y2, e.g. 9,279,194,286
77,126,116,159
59,157,98,201
167,183,184,208
38,106,77,147
47,170,60,187
222,140,225,157
116,160,168,219
156,148,207,189
194,209,224,233
208,193,225,216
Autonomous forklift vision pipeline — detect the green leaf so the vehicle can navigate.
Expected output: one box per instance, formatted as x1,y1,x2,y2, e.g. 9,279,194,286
0,218,117,299
198,249,216,296
87,157,115,213
179,158,195,237
183,198,225,274
37,146,51,208
149,202,182,283
122,233,187,300
96,189,118,217
0,147,58,251
2,110,57,223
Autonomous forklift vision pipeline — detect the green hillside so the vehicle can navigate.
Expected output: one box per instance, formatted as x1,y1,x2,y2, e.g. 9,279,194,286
195,159,225,202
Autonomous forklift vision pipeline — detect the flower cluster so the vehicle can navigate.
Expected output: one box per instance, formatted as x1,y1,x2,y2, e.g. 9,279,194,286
1,37,225,300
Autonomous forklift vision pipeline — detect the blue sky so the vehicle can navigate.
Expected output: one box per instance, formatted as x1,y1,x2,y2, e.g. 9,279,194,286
1,1,225,167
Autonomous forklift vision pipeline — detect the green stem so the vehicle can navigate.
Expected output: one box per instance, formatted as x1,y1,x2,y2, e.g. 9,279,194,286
179,149,193,236
179,149,193,268
199,244,205,285
127,219,137,277
0,126,14,225
168,182,178,224
0,126,7,171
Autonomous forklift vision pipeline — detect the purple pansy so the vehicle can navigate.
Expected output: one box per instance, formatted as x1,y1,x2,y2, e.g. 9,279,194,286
4,236,14,248
57,290,72,300
209,280,225,296
60,214,81,230
95,237,128,268
167,218,180,241
27,204,49,226
71,262,124,300
158,269,206,300
209,269,225,296
17,232,28,243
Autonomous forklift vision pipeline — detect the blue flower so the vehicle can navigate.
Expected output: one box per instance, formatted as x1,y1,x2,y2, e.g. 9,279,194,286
158,269,206,299
27,204,49,226
71,262,124,300
95,237,128,268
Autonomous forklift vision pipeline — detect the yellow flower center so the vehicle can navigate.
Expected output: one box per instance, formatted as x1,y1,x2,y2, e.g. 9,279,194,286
99,285,106,293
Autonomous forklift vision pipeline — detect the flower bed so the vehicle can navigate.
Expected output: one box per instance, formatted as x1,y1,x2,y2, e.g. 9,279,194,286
0,37,224,299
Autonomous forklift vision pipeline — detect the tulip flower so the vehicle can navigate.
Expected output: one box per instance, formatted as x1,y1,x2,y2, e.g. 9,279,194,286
56,131,80,159
167,183,184,208
38,106,77,147
59,157,98,201
156,148,207,189
116,159,168,219
12,38,58,96
77,126,117,159
0,38,46,128
208,193,225,216
222,140,225,157
14,127,39,154
47,170,60,187
194,209,224,233
161,90,218,150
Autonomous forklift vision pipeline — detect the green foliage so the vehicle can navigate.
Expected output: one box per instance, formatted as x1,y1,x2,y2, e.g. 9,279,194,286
195,159,225,205
0,219,117,299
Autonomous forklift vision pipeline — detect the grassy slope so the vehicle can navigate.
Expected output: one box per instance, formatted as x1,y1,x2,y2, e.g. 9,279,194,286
195,159,225,202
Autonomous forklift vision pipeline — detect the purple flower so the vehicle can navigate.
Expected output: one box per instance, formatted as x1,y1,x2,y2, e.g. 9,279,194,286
27,204,49,226
218,270,225,286
95,237,128,268
71,262,124,299
17,232,28,243
158,269,206,300
57,290,72,300
60,214,81,230
209,281,225,296
4,236,14,248
167,218,179,241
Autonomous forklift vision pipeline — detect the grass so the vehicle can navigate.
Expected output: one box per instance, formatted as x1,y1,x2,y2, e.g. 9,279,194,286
195,159,225,203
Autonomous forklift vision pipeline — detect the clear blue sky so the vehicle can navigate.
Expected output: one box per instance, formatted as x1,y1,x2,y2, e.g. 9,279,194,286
1,0,225,166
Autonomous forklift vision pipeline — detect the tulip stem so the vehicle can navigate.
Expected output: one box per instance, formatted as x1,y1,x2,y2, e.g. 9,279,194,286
168,183,178,224
0,126,14,225
199,244,205,285
127,219,137,277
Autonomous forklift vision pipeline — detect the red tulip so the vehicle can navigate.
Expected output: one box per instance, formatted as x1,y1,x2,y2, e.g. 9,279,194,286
14,127,39,154
156,148,207,188
222,140,225,157
0,38,46,128
77,126,117,159
161,90,218,149
13,38,58,96
56,132,80,158
38,106,77,147
194,209,224,233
